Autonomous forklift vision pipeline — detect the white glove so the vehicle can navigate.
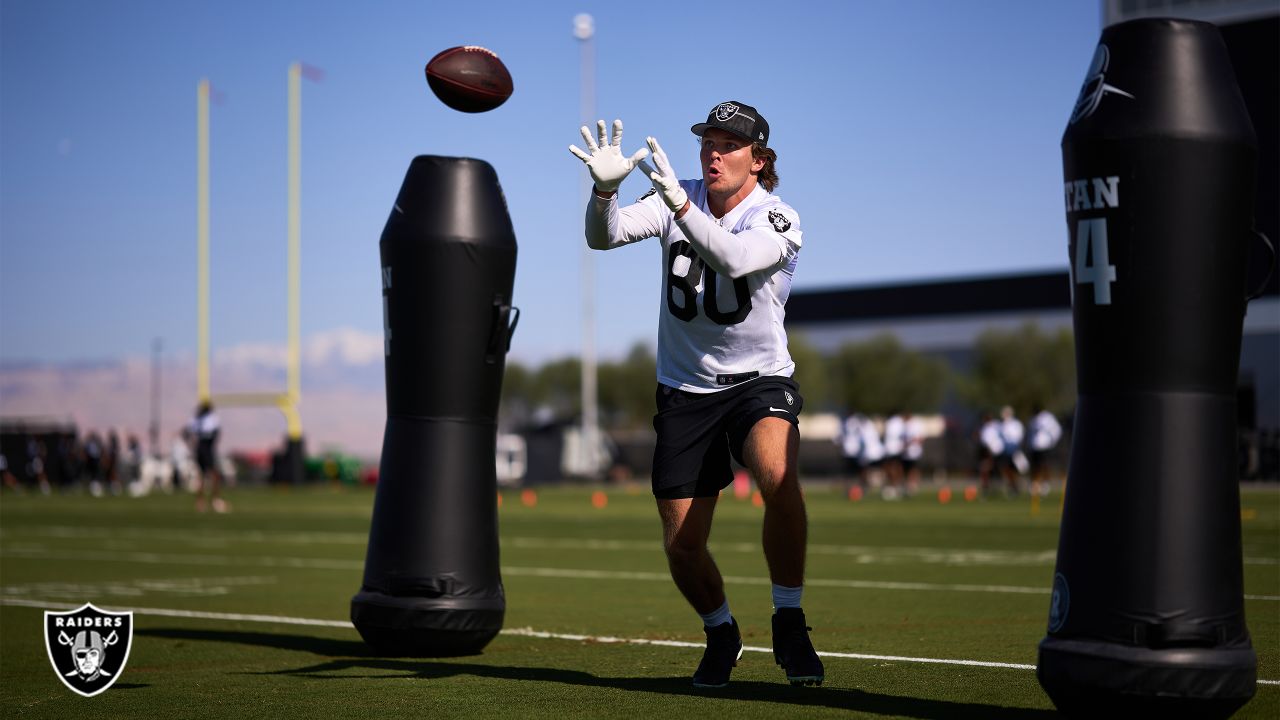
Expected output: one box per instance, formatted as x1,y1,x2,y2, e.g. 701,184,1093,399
636,136,688,213
568,119,649,194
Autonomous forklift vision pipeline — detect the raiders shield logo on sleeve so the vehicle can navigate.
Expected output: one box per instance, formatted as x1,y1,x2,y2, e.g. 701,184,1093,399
768,209,791,233
44,603,134,697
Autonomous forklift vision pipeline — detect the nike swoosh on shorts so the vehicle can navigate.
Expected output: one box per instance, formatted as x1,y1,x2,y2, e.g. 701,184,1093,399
768,407,791,414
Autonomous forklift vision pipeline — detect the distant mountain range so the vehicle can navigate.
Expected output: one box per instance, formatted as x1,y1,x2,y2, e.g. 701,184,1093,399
0,328,388,459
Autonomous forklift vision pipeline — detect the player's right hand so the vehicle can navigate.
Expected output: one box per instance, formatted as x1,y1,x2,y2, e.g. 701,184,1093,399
569,119,649,194
636,136,688,213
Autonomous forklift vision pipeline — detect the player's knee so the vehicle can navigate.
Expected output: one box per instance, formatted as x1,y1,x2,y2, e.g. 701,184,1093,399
663,533,706,564
754,464,796,501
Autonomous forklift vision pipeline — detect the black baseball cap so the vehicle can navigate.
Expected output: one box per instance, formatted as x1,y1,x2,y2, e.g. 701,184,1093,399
691,101,769,147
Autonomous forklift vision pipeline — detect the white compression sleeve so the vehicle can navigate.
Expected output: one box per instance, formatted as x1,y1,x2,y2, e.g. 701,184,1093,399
673,203,787,279
584,192,664,250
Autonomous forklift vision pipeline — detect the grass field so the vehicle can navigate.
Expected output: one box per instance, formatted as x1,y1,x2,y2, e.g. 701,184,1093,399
1,481,1276,719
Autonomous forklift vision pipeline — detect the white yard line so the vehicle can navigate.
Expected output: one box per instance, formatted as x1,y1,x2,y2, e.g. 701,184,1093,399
8,525,1277,567
4,546,1278,601
501,566,1056,596
2,597,1275,684
0,575,278,600
1,597,350,628
0,547,364,570
0,525,369,546
500,627,1040,670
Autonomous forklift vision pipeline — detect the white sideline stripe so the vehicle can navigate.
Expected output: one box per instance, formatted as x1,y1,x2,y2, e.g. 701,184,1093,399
5,547,1279,601
500,627,1038,670
8,526,1278,567
504,568,1280,601
1,526,370,546
0,597,351,628
0,598,1037,670
503,566,1053,596
511,537,1067,567
0,549,1056,596
0,547,364,571
4,598,1277,684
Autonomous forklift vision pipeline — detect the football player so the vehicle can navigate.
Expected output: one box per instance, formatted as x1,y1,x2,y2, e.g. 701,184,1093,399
570,101,823,688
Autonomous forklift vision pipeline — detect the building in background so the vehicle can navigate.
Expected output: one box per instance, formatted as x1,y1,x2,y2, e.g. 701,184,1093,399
783,1,1278,480
785,271,1277,433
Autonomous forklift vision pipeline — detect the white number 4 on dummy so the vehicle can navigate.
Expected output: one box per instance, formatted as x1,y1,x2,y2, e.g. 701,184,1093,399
1074,218,1117,305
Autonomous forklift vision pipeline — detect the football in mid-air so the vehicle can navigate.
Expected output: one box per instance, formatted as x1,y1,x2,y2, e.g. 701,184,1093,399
425,46,513,113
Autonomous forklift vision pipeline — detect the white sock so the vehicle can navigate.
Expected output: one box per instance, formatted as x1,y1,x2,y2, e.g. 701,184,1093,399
699,599,733,628
772,584,803,610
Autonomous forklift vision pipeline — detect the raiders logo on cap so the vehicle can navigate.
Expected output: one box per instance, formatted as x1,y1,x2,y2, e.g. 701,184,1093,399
715,103,739,122
768,209,791,233
691,100,770,147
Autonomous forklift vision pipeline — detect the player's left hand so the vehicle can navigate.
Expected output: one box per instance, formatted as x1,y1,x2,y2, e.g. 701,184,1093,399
637,136,688,213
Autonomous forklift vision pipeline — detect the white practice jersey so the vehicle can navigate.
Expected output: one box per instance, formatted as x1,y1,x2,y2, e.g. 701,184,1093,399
883,414,906,456
859,418,885,463
980,421,1004,455
838,415,863,458
195,412,220,441
1029,411,1063,451
903,415,925,461
1000,418,1024,454
586,180,802,392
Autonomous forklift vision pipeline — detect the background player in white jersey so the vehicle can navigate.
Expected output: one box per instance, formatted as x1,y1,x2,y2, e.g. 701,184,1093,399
977,412,1004,495
836,411,865,491
859,415,887,484
192,402,228,513
901,412,926,496
997,405,1028,496
882,412,906,500
1027,405,1063,497
570,101,823,688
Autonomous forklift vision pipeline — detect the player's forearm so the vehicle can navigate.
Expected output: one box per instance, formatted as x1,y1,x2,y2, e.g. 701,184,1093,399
674,204,784,279
585,191,661,250
584,189,617,250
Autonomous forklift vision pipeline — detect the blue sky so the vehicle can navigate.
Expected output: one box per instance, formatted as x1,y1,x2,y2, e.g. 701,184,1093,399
0,0,1101,367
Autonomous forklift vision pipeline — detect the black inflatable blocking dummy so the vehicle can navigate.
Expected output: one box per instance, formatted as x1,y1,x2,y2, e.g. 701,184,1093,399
352,156,518,656
1039,18,1260,718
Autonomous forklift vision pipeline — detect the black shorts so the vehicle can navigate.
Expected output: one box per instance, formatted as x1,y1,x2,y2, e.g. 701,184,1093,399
842,455,863,475
1029,449,1050,472
651,376,802,499
196,441,216,472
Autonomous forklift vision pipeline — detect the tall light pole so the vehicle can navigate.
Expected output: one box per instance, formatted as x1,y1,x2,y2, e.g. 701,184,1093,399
196,79,211,405
150,337,162,457
574,13,600,478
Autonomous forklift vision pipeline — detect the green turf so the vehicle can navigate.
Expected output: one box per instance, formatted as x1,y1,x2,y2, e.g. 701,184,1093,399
1,482,1276,718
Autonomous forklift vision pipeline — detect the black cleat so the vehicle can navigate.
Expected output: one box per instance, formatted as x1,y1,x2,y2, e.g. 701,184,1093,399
772,607,825,686
692,619,743,688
